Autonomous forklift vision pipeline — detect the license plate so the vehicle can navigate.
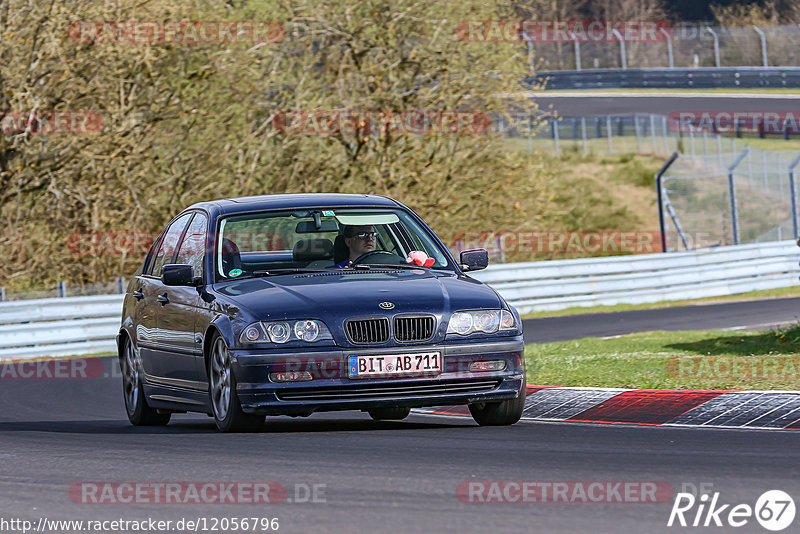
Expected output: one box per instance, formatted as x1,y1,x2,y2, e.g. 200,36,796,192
348,352,441,379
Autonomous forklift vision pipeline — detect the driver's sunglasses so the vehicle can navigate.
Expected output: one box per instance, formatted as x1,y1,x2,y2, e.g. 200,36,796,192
354,232,378,239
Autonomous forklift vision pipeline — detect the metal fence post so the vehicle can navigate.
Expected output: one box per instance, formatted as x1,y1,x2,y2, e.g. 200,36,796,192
607,115,613,153
753,26,768,67
0,287,5,302
572,34,581,71
552,118,560,156
788,153,800,240
611,28,627,69
660,27,674,68
650,114,657,153
528,114,533,154
580,117,588,155
634,114,641,152
689,128,695,157
57,281,67,298
705,27,721,67
662,115,669,153
656,152,680,252
728,148,750,245
521,32,535,75
117,277,126,294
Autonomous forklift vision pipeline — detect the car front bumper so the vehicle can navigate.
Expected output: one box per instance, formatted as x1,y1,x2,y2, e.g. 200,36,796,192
230,337,525,416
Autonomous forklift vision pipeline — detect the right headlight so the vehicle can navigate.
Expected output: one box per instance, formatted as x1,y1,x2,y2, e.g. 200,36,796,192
446,309,517,336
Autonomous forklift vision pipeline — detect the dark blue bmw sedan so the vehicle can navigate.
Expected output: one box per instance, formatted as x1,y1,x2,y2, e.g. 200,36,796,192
118,194,525,431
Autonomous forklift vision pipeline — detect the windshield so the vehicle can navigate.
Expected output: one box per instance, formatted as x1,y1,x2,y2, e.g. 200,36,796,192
215,207,453,280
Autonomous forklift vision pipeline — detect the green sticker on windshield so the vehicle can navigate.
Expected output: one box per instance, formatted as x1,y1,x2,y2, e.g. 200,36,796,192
228,268,243,277
322,210,335,216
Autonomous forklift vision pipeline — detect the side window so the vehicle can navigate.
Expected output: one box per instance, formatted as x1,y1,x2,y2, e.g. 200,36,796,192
143,233,164,276
175,212,208,278
149,213,193,277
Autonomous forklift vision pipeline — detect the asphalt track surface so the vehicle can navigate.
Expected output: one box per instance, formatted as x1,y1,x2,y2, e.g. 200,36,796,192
522,296,800,343
529,91,800,117
3,297,800,533
2,364,800,534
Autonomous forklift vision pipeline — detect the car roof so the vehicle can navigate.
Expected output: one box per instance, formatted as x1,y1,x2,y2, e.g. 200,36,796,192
184,193,402,216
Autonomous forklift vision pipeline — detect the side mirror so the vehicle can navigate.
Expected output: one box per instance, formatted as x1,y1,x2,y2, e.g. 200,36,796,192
460,249,489,272
162,264,197,286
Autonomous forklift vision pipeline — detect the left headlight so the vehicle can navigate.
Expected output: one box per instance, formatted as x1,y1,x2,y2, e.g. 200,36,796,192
446,309,517,336
239,320,333,344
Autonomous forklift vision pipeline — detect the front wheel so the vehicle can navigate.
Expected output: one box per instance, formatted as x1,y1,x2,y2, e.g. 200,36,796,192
208,334,264,432
469,378,526,426
121,337,170,426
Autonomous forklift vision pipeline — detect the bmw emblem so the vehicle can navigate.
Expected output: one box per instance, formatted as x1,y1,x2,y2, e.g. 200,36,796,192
379,301,395,310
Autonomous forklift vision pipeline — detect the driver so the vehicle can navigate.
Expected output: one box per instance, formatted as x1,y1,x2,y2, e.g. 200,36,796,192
330,225,377,268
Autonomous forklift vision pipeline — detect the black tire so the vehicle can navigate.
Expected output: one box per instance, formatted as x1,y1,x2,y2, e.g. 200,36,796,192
121,337,170,426
208,333,264,432
368,407,411,421
469,378,526,426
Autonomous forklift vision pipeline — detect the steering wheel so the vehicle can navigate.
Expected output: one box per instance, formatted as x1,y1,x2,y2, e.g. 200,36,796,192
351,250,405,266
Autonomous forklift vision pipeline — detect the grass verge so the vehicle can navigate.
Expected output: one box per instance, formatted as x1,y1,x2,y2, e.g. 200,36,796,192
526,325,800,390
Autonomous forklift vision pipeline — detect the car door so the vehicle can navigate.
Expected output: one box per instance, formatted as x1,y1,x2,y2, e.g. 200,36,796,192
136,212,193,383
131,232,164,368
154,211,208,389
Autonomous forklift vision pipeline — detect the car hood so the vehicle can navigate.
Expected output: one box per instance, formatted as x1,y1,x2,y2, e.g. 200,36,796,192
213,270,502,323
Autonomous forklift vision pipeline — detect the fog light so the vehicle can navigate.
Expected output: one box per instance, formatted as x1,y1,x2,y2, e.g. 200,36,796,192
469,360,506,372
270,371,313,382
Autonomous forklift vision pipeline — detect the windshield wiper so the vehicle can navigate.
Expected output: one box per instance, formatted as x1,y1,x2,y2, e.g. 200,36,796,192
360,263,441,270
251,268,332,277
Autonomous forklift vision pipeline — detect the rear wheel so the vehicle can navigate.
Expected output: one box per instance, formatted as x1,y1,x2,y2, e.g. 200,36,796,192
368,407,411,421
208,334,264,432
469,378,526,426
121,337,170,426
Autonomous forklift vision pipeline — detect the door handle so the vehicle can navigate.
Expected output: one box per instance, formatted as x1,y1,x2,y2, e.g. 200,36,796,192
132,290,144,301
157,293,170,306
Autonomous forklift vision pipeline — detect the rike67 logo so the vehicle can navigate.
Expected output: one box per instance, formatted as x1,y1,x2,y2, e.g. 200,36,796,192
668,490,796,531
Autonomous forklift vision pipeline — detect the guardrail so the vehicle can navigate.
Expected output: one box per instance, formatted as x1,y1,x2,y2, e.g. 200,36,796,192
529,67,800,90
0,295,123,360
0,240,797,359
470,240,800,313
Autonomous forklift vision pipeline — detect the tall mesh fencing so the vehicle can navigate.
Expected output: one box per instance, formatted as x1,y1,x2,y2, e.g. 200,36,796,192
498,113,743,158
660,148,800,251
533,23,800,71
